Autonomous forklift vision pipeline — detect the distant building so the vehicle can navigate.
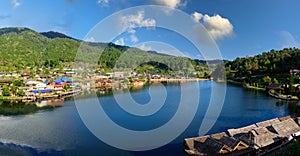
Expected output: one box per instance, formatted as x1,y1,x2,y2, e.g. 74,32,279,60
151,74,160,79
26,81,47,89
114,72,124,79
267,84,282,90
65,71,76,77
290,67,300,75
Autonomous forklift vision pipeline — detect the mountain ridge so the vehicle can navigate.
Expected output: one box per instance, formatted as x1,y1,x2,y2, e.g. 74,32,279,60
0,27,209,77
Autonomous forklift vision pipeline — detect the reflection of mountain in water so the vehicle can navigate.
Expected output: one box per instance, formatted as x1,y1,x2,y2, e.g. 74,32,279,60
286,101,300,116
0,100,59,116
0,82,297,155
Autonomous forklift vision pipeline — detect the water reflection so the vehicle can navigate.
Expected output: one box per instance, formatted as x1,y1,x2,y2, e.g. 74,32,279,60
287,101,300,116
0,100,60,116
0,82,299,155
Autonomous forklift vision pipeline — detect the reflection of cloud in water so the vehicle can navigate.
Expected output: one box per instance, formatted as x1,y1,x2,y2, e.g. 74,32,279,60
0,101,80,152
0,141,62,155
199,81,211,89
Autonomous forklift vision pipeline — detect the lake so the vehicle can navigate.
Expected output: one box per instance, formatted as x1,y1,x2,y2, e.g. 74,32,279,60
0,81,298,156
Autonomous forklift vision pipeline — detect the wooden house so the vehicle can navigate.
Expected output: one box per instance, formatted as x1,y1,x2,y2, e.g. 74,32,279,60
271,118,300,138
248,127,280,149
279,115,293,122
193,137,232,155
211,132,249,151
255,118,280,128
184,135,209,156
185,116,300,156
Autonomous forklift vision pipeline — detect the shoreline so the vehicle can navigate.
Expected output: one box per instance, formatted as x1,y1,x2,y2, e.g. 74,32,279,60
0,90,81,103
0,79,206,103
268,91,299,101
227,79,266,91
227,79,300,101
150,78,208,82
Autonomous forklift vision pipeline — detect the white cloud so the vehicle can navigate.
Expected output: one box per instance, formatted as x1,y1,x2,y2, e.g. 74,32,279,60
121,11,156,33
202,14,233,40
130,35,138,43
279,31,300,48
119,11,156,44
115,38,125,46
85,37,95,42
192,12,234,40
154,0,186,9
97,0,109,7
191,12,203,22
137,44,152,51
11,0,21,8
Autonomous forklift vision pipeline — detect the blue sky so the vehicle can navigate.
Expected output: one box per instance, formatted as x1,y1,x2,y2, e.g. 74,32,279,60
0,0,300,60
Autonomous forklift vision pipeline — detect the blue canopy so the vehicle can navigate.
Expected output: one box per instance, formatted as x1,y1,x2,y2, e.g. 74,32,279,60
32,89,52,94
54,78,62,84
44,80,49,84
61,77,72,82
54,77,72,84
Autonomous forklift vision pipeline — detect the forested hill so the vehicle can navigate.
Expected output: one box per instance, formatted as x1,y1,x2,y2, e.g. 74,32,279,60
40,31,75,40
226,48,300,79
0,27,209,76
0,27,97,71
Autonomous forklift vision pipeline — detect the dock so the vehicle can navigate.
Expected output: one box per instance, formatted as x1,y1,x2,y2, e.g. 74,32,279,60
184,116,300,155
150,78,207,83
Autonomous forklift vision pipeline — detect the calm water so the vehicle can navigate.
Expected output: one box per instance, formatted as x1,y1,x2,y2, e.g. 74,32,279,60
0,81,298,156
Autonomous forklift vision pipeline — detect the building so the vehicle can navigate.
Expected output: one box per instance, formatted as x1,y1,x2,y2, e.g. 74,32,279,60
26,81,47,89
114,72,125,79
290,67,300,75
248,127,281,149
271,118,300,138
185,132,250,155
210,132,249,152
255,118,280,127
185,116,300,156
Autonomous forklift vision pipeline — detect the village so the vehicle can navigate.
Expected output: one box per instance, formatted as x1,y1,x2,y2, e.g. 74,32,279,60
0,67,200,106
0,69,143,101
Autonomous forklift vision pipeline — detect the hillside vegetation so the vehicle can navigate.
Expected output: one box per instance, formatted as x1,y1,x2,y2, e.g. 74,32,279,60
226,48,300,98
226,48,300,78
0,27,210,77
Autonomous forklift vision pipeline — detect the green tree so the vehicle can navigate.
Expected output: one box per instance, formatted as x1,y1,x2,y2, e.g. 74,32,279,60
2,86,10,96
63,84,71,91
17,90,25,97
263,76,272,85
11,86,18,95
273,78,279,84
13,79,23,87
289,75,295,94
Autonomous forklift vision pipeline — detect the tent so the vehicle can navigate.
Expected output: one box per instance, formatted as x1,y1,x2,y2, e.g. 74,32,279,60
32,89,52,94
54,77,72,84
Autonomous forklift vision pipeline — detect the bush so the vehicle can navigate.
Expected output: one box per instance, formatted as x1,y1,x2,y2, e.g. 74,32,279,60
2,86,10,96
17,90,25,97
281,140,300,156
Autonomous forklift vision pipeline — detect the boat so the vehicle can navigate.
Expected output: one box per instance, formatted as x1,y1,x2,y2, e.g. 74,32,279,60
35,100,48,108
